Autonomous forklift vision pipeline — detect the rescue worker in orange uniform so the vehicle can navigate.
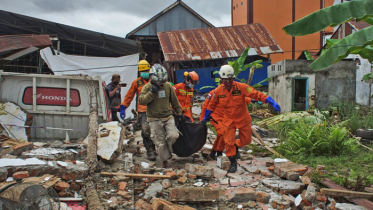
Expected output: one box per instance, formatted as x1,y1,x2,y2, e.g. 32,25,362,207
200,87,252,160
120,60,156,161
173,71,199,122
203,65,281,173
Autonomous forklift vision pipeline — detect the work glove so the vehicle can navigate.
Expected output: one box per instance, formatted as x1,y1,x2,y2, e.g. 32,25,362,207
203,109,212,124
120,105,126,119
265,96,281,113
151,84,159,93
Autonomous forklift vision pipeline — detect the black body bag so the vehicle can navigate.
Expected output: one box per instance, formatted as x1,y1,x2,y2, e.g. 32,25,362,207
172,116,207,157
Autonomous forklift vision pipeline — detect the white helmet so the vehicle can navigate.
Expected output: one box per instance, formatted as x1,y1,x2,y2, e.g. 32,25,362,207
150,64,168,85
219,65,235,79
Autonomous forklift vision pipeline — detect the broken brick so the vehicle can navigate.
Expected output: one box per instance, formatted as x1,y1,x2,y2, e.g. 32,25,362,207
177,176,187,184
316,192,327,203
187,174,196,179
268,165,274,172
152,198,196,210
261,170,273,178
169,188,219,202
228,186,256,202
285,171,299,181
271,199,290,210
13,171,29,180
55,181,69,191
164,170,177,179
119,182,127,191
274,162,307,180
300,176,311,185
117,191,130,198
134,199,152,210
185,164,214,179
13,142,34,156
176,169,187,177
256,191,271,203
282,194,295,206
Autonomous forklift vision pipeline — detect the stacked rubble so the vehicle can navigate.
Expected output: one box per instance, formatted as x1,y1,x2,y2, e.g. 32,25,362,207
0,111,369,210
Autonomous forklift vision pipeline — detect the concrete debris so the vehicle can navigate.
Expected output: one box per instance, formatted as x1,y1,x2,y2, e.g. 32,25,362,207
97,122,124,162
144,182,163,200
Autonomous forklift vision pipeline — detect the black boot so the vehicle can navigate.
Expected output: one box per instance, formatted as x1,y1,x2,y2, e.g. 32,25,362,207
216,151,223,157
228,156,237,173
209,150,217,160
235,144,241,159
145,145,156,161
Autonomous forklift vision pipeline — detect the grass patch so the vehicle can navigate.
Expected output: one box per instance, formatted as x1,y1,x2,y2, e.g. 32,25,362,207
285,148,373,189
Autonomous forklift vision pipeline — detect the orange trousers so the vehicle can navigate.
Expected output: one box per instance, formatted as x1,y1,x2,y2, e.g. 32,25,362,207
222,122,252,157
211,120,225,152
184,110,194,122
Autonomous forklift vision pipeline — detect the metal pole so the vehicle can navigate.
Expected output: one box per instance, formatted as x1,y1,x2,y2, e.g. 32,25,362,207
66,79,70,114
33,77,37,111
57,41,60,55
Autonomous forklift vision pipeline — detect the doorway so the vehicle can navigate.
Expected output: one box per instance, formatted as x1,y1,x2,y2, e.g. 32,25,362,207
292,78,308,111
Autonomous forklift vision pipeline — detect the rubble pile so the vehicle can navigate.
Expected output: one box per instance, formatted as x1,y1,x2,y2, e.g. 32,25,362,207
0,118,369,210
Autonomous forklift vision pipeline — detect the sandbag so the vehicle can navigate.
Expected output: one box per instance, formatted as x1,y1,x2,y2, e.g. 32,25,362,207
172,121,207,157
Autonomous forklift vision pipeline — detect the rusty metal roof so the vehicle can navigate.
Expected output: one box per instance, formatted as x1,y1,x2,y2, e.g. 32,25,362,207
0,34,52,64
158,23,282,62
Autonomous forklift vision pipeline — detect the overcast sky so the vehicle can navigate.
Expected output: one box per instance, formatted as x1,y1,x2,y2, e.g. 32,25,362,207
1,0,231,37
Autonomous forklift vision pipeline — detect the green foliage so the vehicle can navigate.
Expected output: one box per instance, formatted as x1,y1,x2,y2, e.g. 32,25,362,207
304,50,315,61
277,120,357,156
329,101,373,133
283,0,373,71
283,0,373,36
362,72,373,82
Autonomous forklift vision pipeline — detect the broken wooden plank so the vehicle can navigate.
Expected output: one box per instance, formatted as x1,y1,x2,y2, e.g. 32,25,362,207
251,127,266,145
252,137,285,159
365,187,373,193
101,172,171,179
321,188,373,199
322,178,373,210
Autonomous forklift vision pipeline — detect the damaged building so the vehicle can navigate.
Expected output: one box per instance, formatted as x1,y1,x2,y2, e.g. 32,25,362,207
268,60,357,113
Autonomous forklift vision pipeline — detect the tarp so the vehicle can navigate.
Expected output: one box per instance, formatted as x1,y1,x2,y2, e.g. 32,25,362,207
40,48,139,119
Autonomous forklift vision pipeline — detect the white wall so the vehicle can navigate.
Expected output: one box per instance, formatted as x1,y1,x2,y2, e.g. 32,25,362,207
354,55,373,106
269,72,315,113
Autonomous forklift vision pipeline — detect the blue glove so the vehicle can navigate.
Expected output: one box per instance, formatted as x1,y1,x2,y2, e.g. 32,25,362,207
120,105,126,119
265,96,281,113
203,109,212,124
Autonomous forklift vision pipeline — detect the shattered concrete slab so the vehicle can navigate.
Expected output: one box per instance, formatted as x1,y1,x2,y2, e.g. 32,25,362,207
97,122,124,162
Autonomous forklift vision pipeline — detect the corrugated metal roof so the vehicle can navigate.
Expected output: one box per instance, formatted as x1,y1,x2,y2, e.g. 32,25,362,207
158,23,282,62
126,0,214,38
349,20,371,31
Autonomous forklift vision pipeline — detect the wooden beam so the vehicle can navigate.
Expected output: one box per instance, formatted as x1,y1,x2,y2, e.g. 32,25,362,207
365,187,373,193
251,126,286,158
321,188,373,199
322,178,373,209
101,172,171,179
251,126,266,145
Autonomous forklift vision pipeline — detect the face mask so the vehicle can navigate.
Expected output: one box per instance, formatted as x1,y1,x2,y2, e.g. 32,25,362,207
141,73,149,79
113,81,119,85
187,83,194,89
223,80,233,89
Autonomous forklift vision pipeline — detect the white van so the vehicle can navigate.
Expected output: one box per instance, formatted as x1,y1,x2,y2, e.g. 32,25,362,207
0,71,110,141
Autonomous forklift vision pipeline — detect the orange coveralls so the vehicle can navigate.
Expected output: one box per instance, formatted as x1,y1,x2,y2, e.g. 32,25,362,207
207,81,268,157
121,77,148,112
173,83,194,122
201,89,252,152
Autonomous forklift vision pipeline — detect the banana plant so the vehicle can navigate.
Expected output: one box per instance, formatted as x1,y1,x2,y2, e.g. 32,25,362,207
283,0,373,71
199,47,264,90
